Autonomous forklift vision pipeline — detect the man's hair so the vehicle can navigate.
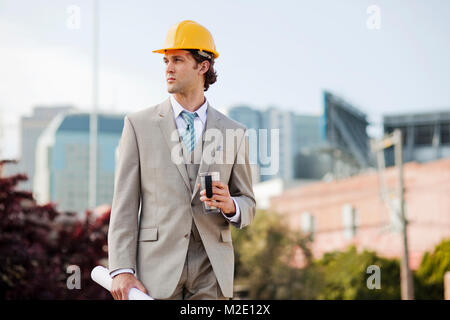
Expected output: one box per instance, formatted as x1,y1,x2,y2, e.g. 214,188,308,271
187,49,217,91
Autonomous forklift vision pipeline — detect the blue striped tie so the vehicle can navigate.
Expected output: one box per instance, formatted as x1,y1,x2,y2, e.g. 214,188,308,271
180,110,197,153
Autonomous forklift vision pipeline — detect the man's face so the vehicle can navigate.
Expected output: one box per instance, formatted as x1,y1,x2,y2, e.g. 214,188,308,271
163,49,208,94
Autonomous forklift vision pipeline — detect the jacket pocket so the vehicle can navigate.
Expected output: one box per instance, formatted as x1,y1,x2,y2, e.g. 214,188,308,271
138,227,158,241
220,228,232,243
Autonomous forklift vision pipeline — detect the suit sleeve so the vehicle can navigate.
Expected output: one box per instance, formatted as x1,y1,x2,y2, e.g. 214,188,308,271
108,116,141,274
228,128,256,229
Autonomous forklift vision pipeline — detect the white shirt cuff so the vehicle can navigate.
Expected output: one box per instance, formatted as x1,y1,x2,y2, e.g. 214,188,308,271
221,197,241,224
110,268,134,278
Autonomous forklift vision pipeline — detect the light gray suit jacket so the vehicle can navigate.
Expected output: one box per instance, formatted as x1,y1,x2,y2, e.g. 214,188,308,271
108,98,256,299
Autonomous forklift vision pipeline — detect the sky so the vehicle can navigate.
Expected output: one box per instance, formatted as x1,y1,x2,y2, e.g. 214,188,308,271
1,0,450,159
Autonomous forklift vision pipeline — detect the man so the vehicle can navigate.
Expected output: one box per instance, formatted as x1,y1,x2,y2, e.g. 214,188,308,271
108,20,256,300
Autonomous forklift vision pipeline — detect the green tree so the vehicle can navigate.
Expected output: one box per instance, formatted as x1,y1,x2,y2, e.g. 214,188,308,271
414,239,450,300
232,210,322,299
315,246,401,299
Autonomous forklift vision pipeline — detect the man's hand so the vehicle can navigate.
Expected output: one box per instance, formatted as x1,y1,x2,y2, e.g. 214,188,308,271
111,273,148,300
199,181,236,216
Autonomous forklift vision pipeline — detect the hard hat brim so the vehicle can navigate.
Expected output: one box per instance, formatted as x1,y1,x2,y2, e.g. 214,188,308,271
152,47,219,59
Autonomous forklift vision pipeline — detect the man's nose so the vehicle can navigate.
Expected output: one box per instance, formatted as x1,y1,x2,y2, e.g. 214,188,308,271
166,61,175,73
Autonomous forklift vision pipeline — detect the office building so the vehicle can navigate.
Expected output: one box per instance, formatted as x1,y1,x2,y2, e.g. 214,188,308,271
383,110,450,166
18,105,76,190
227,91,370,183
34,112,124,213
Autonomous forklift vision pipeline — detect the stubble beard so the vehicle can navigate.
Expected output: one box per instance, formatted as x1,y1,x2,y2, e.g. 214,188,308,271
167,82,183,94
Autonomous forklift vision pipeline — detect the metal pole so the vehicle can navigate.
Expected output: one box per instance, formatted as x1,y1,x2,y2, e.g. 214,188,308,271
89,0,99,209
394,129,414,300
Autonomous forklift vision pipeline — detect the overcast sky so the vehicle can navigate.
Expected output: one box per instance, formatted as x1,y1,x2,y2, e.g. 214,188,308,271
1,0,450,158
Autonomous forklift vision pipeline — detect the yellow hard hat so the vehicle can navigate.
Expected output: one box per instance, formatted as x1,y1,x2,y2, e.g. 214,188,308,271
153,20,219,59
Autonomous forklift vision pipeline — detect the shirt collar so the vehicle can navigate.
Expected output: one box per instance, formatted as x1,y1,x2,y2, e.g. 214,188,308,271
170,95,208,125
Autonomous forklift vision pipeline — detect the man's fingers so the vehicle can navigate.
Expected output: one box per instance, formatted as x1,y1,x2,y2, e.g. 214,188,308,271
212,181,226,189
136,282,148,294
200,187,227,197
118,282,148,300
205,197,225,205
211,194,228,202
212,186,226,196
205,200,224,210
111,285,119,300
121,287,129,300
111,274,146,300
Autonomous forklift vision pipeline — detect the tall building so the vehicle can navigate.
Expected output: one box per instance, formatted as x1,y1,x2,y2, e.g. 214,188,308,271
383,110,450,166
227,106,262,131
291,114,325,179
227,106,261,177
292,90,373,181
34,112,124,213
261,107,294,182
227,105,322,182
227,91,370,183
321,91,371,169
19,105,76,190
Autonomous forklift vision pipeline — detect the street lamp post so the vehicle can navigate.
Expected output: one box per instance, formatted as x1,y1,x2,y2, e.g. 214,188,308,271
371,129,414,300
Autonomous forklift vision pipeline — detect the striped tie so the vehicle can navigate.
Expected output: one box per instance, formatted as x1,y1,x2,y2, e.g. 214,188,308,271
180,110,197,153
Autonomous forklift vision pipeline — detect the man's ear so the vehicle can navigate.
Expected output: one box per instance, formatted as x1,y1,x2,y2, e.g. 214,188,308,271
199,60,210,75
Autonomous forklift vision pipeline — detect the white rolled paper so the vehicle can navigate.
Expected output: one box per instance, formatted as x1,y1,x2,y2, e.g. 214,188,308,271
91,266,153,300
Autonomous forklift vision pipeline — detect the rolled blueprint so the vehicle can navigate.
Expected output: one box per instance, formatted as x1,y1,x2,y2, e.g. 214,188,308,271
91,266,153,300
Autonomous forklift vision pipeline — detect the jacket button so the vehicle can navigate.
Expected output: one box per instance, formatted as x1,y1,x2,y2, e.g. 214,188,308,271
184,233,189,238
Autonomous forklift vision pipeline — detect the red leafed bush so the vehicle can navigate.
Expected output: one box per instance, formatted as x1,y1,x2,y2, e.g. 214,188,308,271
0,161,112,300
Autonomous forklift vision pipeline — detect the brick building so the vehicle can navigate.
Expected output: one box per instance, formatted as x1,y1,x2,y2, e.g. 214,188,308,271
270,158,450,269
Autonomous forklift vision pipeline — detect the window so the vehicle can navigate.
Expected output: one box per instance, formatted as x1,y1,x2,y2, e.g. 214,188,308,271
440,122,450,145
342,204,358,239
414,125,433,146
301,212,315,240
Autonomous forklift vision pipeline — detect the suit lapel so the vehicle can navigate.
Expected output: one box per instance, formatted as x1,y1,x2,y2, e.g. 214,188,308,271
157,98,192,194
157,97,223,201
191,104,223,202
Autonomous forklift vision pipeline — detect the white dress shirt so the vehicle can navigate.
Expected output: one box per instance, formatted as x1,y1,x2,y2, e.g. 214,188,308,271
110,95,241,278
